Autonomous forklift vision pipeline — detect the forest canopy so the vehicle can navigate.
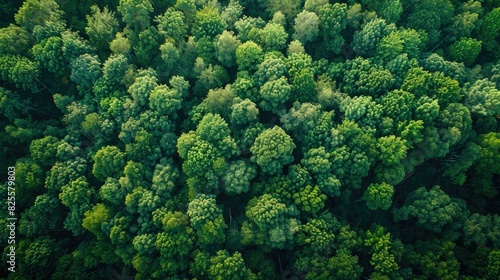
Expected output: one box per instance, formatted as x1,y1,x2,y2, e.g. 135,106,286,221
1,0,500,279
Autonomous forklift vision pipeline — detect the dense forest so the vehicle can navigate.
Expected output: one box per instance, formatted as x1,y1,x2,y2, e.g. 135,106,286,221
0,0,499,279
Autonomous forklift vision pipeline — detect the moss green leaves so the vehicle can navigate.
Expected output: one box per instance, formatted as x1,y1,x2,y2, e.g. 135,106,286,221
92,146,126,182
363,182,394,211
250,126,295,174
448,38,482,66
394,186,466,233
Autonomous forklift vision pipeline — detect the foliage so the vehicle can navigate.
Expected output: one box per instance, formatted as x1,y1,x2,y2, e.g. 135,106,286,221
466,79,500,117
92,146,126,182
394,186,466,233
15,0,63,33
1,1,499,279
187,194,227,247
236,41,263,72
448,38,482,66
293,11,319,45
85,5,119,51
479,8,500,55
243,193,299,249
318,3,348,54
250,126,295,174
363,182,394,211
353,18,396,57
208,250,255,280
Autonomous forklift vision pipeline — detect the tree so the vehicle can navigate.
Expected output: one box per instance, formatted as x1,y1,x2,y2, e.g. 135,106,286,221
463,213,500,247
352,18,396,57
402,67,462,107
19,194,62,238
421,53,466,84
327,249,364,279
11,159,44,208
468,132,500,198
133,26,161,67
109,32,131,54
404,238,460,280
328,120,376,189
155,7,187,44
61,32,93,65
45,157,87,193
394,186,466,233
304,0,328,13
193,6,226,39
215,30,241,68
293,11,320,45
448,38,482,66
196,113,238,157
259,76,291,112
288,40,305,54
363,182,394,211
32,36,67,76
296,212,337,252
82,203,111,239
191,86,236,122
301,146,331,174
235,41,263,72
59,176,95,235
375,28,421,62
158,40,180,77
342,57,395,97
0,24,31,55
154,211,195,275
405,0,454,46
250,126,295,174
445,2,480,42
292,185,327,214
117,0,153,32
178,113,238,193
364,225,399,277
29,135,59,167
318,3,348,54
208,250,255,279
479,7,500,55
15,0,63,32
377,135,408,165
196,64,230,93
149,84,182,117
285,51,313,79
265,0,302,22
222,160,257,195
221,0,243,28
85,5,119,51
128,69,158,107
0,55,40,90
253,55,287,86
101,53,131,91
291,68,318,103
92,146,126,182
230,97,259,126
19,236,59,278
70,53,101,91
365,0,402,24
487,250,500,280
243,193,299,249
235,16,266,42
187,194,227,247
465,79,500,117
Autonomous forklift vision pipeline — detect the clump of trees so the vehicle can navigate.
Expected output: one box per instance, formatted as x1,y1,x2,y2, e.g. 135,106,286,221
1,0,499,279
